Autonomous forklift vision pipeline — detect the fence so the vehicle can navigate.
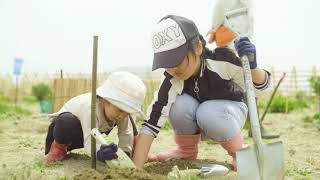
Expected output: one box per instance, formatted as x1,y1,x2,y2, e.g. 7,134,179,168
50,77,160,113
270,66,318,96
0,66,319,113
51,78,93,112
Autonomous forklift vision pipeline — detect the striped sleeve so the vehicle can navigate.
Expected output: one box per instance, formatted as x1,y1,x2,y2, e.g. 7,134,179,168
253,70,271,90
228,64,273,97
140,72,181,137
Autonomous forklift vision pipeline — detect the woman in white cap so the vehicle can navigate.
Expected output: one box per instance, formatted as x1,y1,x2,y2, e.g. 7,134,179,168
133,15,271,170
45,71,146,163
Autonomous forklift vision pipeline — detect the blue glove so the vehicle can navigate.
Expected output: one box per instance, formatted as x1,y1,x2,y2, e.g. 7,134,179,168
97,143,118,162
235,37,257,69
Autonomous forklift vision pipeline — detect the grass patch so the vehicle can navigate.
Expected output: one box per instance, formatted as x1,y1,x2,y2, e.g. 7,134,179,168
258,95,309,113
0,94,32,119
23,95,38,104
268,96,307,113
0,159,67,180
205,139,218,145
303,112,320,123
45,161,64,168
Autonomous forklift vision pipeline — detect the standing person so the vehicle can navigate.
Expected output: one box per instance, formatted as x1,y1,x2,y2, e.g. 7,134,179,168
133,15,271,170
45,71,146,163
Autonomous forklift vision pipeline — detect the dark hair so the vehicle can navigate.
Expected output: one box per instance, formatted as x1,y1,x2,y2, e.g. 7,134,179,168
188,35,214,59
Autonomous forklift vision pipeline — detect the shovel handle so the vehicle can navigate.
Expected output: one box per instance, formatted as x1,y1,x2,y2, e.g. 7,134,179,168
223,8,263,147
241,55,263,145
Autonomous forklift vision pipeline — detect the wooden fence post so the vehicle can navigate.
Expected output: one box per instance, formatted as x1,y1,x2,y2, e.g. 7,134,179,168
312,65,317,77
291,66,298,94
60,69,63,79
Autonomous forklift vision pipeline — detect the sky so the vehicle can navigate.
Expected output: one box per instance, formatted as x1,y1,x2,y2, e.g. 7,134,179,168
0,0,319,74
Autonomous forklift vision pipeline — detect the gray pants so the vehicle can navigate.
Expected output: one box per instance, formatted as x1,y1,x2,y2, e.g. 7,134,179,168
169,93,248,141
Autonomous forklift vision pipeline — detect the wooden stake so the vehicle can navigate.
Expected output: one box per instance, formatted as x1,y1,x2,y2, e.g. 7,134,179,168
91,36,98,169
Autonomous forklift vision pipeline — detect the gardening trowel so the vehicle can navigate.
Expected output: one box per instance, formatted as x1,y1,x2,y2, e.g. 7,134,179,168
200,164,229,178
168,164,229,179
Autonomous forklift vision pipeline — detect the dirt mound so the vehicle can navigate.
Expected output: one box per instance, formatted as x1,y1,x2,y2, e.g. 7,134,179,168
73,159,232,180
144,159,230,175
73,167,166,180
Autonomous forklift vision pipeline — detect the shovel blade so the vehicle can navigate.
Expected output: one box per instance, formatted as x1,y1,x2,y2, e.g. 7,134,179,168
237,141,284,180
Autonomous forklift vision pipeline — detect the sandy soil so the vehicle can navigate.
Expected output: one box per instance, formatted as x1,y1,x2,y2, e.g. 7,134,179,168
0,108,319,180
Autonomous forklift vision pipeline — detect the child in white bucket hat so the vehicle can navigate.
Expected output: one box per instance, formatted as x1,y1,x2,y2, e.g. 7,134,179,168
44,71,146,163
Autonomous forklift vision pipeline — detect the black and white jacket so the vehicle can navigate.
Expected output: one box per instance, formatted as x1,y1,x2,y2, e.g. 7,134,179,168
141,48,271,137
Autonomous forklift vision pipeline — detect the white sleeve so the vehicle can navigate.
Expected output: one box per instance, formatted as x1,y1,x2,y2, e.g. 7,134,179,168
140,72,182,137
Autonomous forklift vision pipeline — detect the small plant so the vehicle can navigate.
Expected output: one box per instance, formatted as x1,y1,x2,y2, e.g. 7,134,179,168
31,83,51,101
31,83,52,113
167,166,200,180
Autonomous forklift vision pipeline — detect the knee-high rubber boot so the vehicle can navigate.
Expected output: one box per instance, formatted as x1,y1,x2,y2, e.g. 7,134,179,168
219,132,248,171
45,140,67,163
149,133,201,161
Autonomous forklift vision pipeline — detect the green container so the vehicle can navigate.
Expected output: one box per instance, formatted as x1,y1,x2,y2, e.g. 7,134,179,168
40,100,52,113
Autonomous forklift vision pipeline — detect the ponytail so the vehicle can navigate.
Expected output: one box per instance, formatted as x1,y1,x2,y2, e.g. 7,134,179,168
199,35,214,59
188,34,214,59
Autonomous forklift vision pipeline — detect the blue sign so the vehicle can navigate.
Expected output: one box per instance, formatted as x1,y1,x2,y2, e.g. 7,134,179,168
13,58,23,76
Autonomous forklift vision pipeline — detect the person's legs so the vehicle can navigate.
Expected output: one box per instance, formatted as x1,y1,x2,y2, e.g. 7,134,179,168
149,93,201,161
169,93,200,135
45,112,84,163
196,100,248,170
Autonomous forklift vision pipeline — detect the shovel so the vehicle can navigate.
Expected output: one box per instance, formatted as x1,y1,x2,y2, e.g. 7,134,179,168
236,54,285,180
222,6,285,180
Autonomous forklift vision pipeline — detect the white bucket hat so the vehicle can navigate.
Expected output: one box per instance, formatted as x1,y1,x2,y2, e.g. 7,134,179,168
97,71,146,118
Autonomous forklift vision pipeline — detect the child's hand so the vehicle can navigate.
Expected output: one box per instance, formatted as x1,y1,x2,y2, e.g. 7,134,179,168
97,143,118,162
207,26,236,47
206,30,216,44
